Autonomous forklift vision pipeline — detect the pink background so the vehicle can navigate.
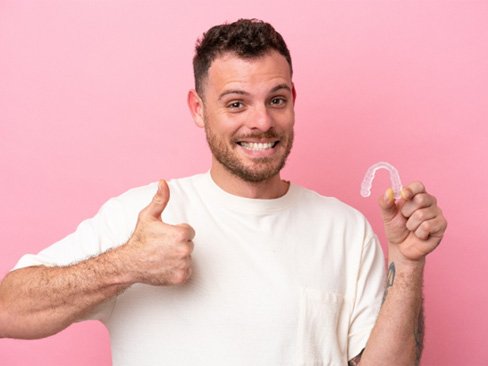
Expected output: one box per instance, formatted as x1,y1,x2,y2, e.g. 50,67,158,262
1,1,487,365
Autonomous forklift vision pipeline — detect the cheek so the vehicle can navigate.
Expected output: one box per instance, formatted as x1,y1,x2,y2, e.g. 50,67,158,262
213,111,250,131
275,109,295,129
205,113,242,138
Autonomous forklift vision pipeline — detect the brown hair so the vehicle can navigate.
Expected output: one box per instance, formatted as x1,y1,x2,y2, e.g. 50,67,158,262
193,19,293,95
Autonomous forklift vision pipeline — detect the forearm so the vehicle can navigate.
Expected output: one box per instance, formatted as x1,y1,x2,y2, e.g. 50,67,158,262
0,180,195,339
360,252,425,366
0,246,135,339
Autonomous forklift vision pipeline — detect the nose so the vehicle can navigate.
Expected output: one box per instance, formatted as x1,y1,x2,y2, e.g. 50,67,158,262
247,104,274,131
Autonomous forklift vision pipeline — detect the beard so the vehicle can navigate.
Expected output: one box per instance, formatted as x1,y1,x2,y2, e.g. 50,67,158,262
204,124,294,183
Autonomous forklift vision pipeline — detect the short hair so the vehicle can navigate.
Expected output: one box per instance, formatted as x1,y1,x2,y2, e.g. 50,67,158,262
193,18,293,96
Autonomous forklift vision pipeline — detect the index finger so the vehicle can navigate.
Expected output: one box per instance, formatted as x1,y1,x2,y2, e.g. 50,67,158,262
400,182,438,218
176,223,196,241
401,181,426,201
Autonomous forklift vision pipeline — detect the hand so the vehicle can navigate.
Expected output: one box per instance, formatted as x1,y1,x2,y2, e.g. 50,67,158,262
124,180,195,286
378,181,447,263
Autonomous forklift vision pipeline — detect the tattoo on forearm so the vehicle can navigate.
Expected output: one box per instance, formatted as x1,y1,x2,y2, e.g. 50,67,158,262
382,262,396,304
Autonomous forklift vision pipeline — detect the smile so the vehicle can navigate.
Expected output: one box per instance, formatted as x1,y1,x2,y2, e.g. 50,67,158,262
237,141,279,151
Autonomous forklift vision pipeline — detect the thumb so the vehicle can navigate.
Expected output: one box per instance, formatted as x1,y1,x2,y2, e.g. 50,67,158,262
144,179,170,220
378,187,400,224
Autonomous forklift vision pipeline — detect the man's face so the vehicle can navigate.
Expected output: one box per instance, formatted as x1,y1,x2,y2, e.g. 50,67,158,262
199,51,295,183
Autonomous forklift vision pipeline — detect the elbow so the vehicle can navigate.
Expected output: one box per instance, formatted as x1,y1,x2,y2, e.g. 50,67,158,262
0,313,16,339
0,304,56,340
0,287,21,339
0,270,71,339
0,289,15,339
0,278,12,338
0,277,44,339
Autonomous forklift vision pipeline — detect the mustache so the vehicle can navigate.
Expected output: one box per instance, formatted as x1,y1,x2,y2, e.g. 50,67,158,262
232,130,281,141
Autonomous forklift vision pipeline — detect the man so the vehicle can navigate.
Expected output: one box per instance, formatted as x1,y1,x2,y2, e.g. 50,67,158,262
0,19,446,365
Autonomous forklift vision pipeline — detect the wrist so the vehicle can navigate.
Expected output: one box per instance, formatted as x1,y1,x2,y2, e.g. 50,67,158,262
100,243,139,287
387,244,426,272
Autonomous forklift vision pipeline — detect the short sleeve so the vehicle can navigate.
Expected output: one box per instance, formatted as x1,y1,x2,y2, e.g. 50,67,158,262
13,197,134,271
347,234,386,360
10,196,140,322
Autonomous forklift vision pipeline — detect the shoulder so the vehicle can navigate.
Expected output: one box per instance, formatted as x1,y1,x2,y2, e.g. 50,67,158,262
109,173,205,211
292,184,367,222
291,184,377,246
93,182,157,221
103,173,207,226
166,173,208,200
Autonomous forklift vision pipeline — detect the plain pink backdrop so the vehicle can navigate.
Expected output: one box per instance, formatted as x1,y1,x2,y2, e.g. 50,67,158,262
1,1,487,365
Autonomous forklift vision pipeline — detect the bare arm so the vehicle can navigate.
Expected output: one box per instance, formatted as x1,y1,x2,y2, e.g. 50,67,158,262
0,248,132,339
358,259,425,365
0,180,194,339
357,182,447,366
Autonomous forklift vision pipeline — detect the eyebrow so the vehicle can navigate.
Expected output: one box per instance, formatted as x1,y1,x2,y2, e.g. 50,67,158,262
218,83,291,101
218,89,249,101
270,83,292,93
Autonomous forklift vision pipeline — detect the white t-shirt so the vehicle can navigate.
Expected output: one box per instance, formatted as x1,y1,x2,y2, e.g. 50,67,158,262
14,173,385,366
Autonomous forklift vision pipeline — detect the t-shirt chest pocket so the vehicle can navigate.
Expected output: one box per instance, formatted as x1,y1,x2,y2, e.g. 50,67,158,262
295,288,346,365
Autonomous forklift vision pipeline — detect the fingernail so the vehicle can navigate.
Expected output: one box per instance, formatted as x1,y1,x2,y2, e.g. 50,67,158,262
384,188,394,203
157,180,165,194
400,187,409,200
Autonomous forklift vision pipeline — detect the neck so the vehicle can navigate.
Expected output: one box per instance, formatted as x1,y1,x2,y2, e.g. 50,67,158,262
210,165,289,199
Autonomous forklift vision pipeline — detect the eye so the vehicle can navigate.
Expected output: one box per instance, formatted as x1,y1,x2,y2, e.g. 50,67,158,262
227,100,244,110
270,97,287,106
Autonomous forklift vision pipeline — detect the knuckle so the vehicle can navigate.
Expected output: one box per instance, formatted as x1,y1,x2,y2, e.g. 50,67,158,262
413,181,425,192
416,229,428,240
178,244,192,257
421,220,433,233
415,209,431,223
406,221,416,232
415,194,428,206
137,209,147,222
170,225,189,241
438,208,447,222
431,195,438,205
174,229,187,242
436,218,448,233
152,195,163,205
412,210,424,222
171,268,191,284
179,224,196,239
401,205,413,218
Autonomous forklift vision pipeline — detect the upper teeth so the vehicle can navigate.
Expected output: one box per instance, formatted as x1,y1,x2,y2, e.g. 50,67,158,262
240,142,275,151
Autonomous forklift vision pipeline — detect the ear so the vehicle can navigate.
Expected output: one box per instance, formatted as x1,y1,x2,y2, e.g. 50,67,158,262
187,89,205,128
291,83,297,105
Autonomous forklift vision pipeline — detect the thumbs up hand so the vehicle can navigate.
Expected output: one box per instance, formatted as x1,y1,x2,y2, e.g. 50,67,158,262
124,180,195,286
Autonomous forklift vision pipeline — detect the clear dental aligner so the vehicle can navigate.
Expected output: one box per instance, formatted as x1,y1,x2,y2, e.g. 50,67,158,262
360,161,403,199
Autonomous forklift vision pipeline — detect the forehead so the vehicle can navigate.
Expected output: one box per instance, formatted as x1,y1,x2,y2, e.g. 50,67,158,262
204,51,292,95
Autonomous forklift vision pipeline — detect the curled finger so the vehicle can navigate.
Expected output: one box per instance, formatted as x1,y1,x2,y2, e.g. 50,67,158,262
414,216,447,240
406,207,439,232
